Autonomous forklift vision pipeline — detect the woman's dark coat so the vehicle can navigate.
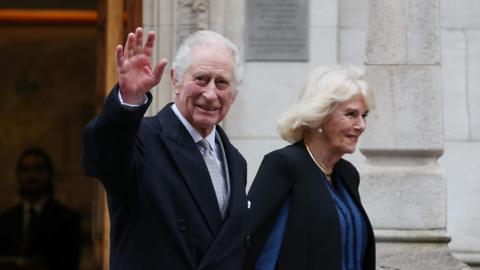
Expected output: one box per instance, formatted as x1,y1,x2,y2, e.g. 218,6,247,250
244,141,375,270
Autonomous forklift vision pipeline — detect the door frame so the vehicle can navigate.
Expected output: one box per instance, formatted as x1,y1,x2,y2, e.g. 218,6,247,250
95,0,142,269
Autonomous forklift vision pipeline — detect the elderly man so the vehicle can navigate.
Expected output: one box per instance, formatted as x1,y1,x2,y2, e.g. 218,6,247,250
83,28,248,269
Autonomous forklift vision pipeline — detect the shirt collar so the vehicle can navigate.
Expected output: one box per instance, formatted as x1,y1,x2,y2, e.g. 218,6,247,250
23,195,48,214
171,104,216,149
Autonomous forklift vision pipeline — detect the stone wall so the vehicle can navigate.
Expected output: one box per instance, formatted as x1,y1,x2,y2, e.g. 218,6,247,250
338,0,480,267
439,0,480,267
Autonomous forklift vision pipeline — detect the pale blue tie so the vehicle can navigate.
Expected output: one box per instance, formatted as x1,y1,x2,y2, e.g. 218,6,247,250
198,139,228,217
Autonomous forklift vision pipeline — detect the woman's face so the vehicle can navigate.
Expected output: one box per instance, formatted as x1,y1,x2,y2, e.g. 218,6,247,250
321,94,369,156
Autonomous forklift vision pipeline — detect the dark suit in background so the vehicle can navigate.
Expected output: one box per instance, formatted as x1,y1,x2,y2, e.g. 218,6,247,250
0,146,81,270
0,199,81,270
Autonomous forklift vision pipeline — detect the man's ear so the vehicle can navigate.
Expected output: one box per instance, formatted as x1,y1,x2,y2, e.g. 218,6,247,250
171,69,180,94
230,90,238,104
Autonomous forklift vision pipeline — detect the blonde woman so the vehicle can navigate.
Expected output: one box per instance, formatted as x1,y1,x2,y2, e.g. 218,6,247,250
245,67,376,270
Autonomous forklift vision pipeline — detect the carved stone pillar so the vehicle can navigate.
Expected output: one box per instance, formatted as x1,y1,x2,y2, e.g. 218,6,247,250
142,0,175,115
361,0,469,268
175,0,210,50
142,0,213,116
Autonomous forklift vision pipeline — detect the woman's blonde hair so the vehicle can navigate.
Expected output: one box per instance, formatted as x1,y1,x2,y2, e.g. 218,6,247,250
277,66,374,143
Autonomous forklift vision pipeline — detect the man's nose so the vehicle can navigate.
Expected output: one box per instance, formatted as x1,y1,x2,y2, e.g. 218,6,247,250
203,80,217,100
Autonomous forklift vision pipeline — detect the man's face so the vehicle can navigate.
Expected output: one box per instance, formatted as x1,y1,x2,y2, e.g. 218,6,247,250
173,45,237,137
17,155,51,200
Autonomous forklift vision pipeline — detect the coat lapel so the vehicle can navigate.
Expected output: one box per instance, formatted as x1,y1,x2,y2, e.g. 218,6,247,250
279,143,341,269
335,160,362,204
155,105,223,236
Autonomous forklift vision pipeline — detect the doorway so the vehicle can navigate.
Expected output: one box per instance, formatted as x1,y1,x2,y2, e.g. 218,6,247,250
0,1,141,269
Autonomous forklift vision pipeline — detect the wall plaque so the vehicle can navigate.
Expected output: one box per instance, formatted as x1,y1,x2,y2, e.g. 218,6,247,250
246,0,309,61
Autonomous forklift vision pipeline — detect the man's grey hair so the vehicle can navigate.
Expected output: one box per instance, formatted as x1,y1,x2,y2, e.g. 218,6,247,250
171,30,243,90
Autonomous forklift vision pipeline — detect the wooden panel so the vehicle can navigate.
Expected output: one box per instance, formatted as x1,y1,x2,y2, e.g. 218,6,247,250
105,0,125,94
95,0,125,269
95,0,142,269
125,0,142,33
94,3,107,270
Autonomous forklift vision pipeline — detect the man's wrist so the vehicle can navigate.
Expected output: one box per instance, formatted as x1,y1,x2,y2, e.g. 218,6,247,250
118,90,148,107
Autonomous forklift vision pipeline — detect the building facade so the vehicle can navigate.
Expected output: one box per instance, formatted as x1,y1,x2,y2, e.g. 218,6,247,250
142,0,479,268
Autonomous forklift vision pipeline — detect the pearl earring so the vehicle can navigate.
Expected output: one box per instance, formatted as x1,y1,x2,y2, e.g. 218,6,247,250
318,127,323,134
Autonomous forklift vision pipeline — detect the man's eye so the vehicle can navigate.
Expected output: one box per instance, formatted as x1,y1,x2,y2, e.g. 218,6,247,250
195,76,210,86
215,79,229,89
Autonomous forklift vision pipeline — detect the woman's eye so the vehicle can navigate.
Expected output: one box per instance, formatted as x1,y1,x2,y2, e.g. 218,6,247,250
346,111,357,118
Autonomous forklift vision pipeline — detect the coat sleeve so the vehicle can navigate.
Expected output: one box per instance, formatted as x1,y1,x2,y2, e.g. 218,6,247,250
244,151,293,269
82,85,152,195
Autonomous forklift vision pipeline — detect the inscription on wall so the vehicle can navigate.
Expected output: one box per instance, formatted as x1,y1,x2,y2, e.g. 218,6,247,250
176,0,210,49
246,0,308,61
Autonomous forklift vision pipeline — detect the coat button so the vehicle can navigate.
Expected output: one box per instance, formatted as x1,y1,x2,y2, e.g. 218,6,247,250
245,235,251,246
177,219,188,231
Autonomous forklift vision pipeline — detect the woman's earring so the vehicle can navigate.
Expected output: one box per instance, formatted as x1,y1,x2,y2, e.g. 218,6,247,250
318,127,323,134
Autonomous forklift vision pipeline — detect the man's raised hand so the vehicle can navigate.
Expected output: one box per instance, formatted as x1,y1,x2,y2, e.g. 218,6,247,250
116,27,168,105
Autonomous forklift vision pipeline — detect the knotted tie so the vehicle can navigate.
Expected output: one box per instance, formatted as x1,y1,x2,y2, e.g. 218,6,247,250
198,139,228,217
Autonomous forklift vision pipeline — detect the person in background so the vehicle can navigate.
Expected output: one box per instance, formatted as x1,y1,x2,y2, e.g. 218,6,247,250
244,67,376,270
82,27,248,269
0,147,81,270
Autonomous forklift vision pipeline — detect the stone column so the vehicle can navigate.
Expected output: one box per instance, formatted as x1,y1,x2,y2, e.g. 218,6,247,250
142,0,214,116
142,0,176,116
361,0,469,269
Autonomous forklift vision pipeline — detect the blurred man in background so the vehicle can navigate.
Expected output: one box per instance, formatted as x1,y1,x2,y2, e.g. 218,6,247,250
0,147,81,270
